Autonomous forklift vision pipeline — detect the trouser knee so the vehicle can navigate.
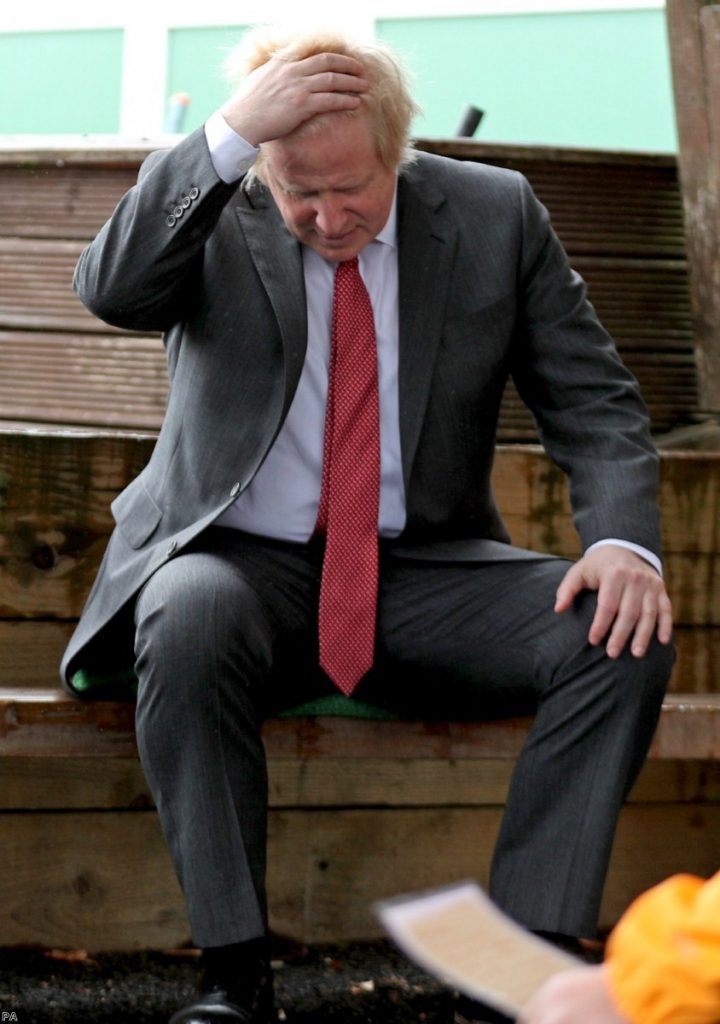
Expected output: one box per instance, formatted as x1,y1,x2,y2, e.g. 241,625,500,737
133,552,273,704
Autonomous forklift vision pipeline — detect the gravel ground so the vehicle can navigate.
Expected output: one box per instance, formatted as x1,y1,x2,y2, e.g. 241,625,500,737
0,939,455,1024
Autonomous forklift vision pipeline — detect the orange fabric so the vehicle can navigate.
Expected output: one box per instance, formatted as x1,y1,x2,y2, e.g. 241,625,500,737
606,872,720,1024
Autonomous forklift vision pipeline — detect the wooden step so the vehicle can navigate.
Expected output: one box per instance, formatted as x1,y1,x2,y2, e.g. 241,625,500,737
1,687,718,761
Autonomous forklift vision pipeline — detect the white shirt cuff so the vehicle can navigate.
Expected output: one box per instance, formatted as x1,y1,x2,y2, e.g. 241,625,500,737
204,110,258,184
585,539,663,577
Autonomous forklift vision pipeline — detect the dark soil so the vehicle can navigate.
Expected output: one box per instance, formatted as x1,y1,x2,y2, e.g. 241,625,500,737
0,939,454,1024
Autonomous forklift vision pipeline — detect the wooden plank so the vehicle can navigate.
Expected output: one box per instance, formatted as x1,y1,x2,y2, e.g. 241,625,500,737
0,239,99,332
0,250,696,435
602,803,720,927
0,427,154,619
0,753,717,812
494,445,720,558
268,804,720,942
0,810,187,951
3,620,717,695
268,697,720,762
0,330,167,430
0,164,139,240
1,688,718,760
0,621,74,687
0,754,715,811
648,694,720,759
0,802,716,950
672,626,720,693
2,432,720,623
0,138,698,438
0,757,152,810
268,757,720,809
664,552,720,626
666,0,720,412
0,688,138,757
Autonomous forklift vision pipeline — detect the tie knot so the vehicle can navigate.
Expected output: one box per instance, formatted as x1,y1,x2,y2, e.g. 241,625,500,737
337,257,359,279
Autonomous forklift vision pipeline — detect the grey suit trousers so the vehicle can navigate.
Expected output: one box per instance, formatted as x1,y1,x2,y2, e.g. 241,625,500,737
133,527,673,948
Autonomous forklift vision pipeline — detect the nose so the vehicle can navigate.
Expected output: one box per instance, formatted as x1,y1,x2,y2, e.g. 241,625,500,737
313,195,349,237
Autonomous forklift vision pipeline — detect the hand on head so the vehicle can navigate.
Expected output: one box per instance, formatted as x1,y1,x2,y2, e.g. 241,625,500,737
220,51,369,147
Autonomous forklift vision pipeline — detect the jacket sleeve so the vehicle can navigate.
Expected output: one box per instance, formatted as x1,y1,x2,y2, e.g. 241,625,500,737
606,872,720,1024
73,126,240,333
508,174,661,558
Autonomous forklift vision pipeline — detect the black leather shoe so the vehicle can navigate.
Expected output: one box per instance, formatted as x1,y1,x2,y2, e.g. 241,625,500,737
169,962,274,1024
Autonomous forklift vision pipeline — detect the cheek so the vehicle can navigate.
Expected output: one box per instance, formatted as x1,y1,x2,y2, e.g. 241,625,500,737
279,205,313,238
291,204,317,229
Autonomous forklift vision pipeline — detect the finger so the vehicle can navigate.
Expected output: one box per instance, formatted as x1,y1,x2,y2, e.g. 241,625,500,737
656,590,674,645
306,70,369,97
602,577,645,657
294,51,367,79
613,576,671,658
283,55,369,100
554,562,586,613
587,573,625,648
627,592,661,658
604,582,659,658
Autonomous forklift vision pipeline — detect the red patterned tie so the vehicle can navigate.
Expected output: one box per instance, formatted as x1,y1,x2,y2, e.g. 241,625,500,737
315,257,380,695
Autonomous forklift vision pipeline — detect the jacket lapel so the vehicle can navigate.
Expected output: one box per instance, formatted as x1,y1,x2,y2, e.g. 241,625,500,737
396,163,457,492
234,183,308,419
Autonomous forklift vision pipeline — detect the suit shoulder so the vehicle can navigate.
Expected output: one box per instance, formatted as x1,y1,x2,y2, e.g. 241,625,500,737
407,149,528,196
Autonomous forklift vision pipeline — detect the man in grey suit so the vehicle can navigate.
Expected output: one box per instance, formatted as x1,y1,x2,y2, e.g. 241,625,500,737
62,28,674,1024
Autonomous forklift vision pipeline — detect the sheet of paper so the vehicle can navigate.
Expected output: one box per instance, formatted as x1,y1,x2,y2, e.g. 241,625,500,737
376,880,578,1018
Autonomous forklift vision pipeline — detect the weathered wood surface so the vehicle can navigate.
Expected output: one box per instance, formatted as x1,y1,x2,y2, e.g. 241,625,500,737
3,620,716,695
0,689,718,760
667,0,720,413
0,802,718,950
0,138,700,438
1,754,717,811
0,253,694,434
0,329,167,429
1,429,718,625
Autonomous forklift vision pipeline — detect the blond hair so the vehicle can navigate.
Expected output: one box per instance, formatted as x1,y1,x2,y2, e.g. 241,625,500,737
224,27,420,176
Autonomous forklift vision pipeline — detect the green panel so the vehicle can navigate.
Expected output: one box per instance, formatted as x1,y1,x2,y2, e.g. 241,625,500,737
377,10,677,152
166,26,249,133
0,29,122,134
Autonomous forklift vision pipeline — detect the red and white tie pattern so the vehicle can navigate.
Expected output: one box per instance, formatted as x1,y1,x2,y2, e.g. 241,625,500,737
315,257,380,695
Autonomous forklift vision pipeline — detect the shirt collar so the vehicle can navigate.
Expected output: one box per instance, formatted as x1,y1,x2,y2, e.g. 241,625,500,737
375,184,398,250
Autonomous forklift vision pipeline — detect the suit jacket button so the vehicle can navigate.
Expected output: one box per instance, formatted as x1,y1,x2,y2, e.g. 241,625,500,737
181,195,191,208
230,482,241,497
166,539,178,557
166,214,176,227
189,186,200,200
173,205,184,218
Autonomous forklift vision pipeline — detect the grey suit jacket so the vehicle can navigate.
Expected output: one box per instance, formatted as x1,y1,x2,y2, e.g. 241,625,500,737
60,126,661,687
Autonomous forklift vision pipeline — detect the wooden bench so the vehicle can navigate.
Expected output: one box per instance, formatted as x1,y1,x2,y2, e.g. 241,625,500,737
0,139,717,952
3,687,720,761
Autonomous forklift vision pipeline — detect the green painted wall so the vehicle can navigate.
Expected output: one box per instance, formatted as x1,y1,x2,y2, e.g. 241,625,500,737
377,9,677,151
166,26,249,134
0,29,123,133
0,13,678,150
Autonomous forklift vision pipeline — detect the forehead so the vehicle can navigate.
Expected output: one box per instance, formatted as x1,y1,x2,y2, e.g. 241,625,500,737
265,115,381,188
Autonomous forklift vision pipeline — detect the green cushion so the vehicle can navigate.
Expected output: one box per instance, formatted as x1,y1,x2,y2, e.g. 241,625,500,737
71,667,138,700
277,695,398,720
70,668,397,720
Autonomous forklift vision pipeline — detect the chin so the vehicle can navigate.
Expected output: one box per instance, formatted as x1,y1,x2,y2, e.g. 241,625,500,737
309,234,367,262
